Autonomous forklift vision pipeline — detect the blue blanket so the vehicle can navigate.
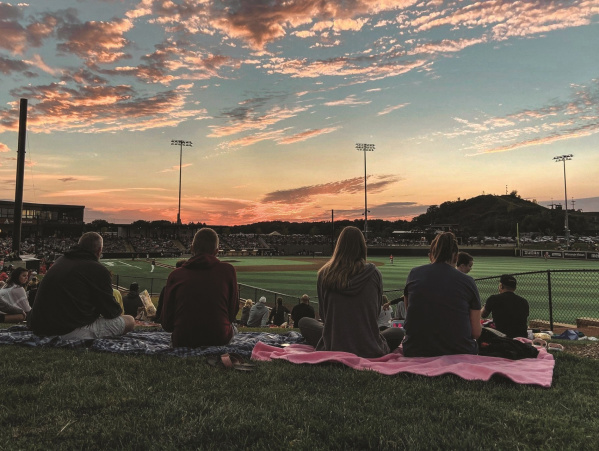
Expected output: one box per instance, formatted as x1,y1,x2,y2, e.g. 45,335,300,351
0,326,305,358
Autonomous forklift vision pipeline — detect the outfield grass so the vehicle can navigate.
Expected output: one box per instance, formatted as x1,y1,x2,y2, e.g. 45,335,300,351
1,341,598,449
105,256,599,324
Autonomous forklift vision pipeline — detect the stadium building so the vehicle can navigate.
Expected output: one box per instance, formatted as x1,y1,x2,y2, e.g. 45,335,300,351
0,200,85,238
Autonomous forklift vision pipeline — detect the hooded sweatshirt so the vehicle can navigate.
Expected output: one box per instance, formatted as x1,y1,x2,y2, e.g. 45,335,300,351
247,302,269,327
316,263,390,358
161,253,239,347
28,246,121,336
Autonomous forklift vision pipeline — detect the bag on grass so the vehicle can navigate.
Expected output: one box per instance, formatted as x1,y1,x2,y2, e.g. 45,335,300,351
553,329,579,340
477,327,539,360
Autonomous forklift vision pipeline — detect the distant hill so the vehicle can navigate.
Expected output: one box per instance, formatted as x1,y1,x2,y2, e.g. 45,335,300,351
410,194,594,237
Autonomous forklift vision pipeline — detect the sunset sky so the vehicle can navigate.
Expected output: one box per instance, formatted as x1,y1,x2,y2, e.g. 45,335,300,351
1,0,598,225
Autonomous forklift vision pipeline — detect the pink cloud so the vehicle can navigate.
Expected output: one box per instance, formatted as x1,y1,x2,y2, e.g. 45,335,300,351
262,175,400,203
277,126,341,144
56,18,134,64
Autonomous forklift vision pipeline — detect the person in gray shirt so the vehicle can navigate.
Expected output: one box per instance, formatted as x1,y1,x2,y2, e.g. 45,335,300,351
247,296,269,327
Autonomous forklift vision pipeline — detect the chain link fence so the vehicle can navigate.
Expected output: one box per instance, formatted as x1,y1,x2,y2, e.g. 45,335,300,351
112,269,599,330
112,274,167,297
474,269,599,330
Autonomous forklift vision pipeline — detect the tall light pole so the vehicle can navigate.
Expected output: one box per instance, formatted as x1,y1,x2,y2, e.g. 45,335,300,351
356,143,375,240
171,139,192,226
553,154,573,249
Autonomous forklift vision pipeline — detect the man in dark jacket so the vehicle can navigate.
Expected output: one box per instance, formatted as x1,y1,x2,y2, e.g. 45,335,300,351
291,294,315,328
161,228,239,347
28,232,135,339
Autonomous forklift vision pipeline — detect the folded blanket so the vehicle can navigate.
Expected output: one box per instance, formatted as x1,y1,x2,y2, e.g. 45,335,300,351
0,326,304,358
251,341,555,387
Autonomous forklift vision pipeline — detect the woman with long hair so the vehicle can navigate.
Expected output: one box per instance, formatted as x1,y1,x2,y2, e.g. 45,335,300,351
0,267,31,323
402,232,482,357
299,226,404,358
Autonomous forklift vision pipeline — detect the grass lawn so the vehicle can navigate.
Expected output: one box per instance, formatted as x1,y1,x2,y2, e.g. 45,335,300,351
1,339,598,449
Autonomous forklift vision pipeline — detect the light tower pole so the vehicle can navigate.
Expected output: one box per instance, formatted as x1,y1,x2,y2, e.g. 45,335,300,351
171,139,192,226
553,154,573,249
356,143,375,240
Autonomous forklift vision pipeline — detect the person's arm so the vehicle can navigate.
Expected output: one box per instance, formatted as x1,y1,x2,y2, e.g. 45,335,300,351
481,305,489,318
470,309,482,339
261,308,269,327
404,294,409,312
161,278,176,332
95,269,124,319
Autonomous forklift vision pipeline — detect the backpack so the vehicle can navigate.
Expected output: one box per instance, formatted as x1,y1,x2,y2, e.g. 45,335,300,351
477,327,539,360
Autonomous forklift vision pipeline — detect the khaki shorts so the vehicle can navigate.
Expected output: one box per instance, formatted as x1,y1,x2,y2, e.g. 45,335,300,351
61,316,126,341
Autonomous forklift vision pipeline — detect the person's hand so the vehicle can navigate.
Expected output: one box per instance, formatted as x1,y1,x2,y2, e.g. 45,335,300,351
382,303,390,310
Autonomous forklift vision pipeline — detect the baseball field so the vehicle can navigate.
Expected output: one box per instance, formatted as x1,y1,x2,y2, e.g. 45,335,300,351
104,255,599,326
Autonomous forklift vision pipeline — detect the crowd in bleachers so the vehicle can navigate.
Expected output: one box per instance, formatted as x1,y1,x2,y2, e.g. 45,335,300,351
128,237,182,255
100,235,128,253
220,234,261,250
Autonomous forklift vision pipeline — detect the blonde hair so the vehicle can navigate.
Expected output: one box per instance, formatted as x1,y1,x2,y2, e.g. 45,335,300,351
318,226,366,290
429,232,459,264
244,299,253,308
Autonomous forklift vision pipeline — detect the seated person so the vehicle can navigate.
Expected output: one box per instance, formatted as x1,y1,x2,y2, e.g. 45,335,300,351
122,282,143,317
28,232,135,339
268,297,290,326
0,267,31,323
291,294,315,329
239,299,253,326
247,296,270,327
161,228,239,347
113,289,124,314
377,295,393,330
456,252,474,274
299,226,404,358
383,295,406,320
481,274,529,338
402,232,481,357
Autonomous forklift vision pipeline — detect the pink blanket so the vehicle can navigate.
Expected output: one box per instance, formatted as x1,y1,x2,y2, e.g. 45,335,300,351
251,342,555,387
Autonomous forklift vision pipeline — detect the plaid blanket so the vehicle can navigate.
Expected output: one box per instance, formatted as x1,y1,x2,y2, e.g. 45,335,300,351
0,325,304,358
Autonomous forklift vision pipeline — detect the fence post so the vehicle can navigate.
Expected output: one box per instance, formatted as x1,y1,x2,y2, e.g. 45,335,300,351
254,288,257,302
150,278,153,296
116,274,119,290
547,270,554,331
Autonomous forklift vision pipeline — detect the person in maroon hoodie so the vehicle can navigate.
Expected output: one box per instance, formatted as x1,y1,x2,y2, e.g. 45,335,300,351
161,228,239,348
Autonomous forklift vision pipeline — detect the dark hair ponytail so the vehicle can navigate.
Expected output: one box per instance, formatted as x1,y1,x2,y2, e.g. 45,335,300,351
429,232,459,263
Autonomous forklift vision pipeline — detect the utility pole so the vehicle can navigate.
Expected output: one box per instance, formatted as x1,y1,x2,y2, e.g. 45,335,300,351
553,154,573,249
355,143,375,241
12,98,28,260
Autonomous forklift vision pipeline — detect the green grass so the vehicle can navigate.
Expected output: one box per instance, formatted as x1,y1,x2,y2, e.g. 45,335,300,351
1,343,598,449
105,256,599,324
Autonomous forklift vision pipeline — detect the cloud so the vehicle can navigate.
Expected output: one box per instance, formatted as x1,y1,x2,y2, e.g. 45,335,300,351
0,83,208,134
262,175,400,203
43,187,167,197
277,126,341,144
208,104,308,138
0,143,10,153
377,102,409,116
324,95,371,106
0,56,29,75
56,18,134,64
159,163,193,173
433,78,599,155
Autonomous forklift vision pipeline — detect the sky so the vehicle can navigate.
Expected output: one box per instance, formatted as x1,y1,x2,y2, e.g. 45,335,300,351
0,0,598,226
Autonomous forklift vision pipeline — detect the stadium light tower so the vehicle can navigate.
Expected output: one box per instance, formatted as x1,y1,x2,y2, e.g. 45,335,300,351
356,143,375,240
553,154,573,249
171,139,192,226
